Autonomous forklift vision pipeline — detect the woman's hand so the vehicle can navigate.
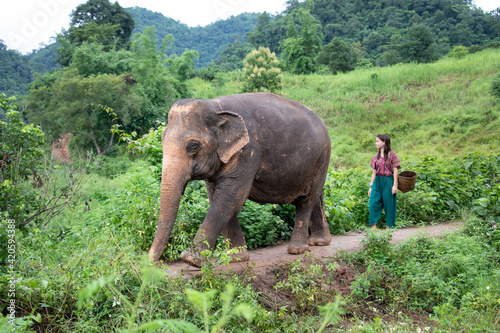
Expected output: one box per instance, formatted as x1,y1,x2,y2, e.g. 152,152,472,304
392,185,398,194
368,188,371,197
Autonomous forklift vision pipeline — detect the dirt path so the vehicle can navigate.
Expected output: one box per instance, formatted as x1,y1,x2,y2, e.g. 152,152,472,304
163,222,463,277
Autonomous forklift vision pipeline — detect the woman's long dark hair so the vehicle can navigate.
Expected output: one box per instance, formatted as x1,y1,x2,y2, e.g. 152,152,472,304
377,134,392,161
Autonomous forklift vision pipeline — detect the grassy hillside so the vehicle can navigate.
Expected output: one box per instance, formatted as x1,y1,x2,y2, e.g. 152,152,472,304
192,48,500,168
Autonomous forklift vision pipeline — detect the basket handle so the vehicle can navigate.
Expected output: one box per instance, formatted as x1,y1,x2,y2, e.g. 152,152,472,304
399,158,410,171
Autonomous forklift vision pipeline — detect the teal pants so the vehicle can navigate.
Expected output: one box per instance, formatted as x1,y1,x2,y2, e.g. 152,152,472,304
369,176,397,228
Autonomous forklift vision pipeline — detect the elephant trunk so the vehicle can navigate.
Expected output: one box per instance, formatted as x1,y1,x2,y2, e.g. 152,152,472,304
149,154,190,262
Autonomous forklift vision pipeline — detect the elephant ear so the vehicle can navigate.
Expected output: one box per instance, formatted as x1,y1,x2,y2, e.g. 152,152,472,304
216,111,250,164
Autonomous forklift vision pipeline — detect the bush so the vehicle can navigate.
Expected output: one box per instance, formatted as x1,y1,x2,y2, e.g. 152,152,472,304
394,233,497,311
241,47,282,93
0,96,45,223
463,212,500,252
448,45,468,59
398,153,500,223
324,168,368,233
238,201,292,250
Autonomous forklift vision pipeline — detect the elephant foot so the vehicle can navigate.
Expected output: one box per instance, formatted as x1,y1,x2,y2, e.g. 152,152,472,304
179,251,203,268
287,244,310,255
230,250,250,263
308,234,332,246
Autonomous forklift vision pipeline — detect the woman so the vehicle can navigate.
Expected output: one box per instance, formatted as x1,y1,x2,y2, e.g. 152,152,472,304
368,134,400,229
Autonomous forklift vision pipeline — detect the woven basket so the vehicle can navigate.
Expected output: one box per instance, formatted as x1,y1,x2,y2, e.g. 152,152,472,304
398,170,417,193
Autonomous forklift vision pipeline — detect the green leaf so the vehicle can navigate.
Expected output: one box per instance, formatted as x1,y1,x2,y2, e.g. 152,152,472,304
140,255,165,285
77,275,114,309
185,288,217,313
233,304,254,323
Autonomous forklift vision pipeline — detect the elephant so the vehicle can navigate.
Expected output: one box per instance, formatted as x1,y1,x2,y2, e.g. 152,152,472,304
148,92,332,267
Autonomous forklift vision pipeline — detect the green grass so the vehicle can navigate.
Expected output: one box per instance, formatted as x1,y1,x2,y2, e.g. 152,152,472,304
192,48,500,168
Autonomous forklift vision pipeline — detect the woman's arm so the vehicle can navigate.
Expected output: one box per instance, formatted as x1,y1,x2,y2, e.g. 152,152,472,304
368,169,376,197
392,167,398,194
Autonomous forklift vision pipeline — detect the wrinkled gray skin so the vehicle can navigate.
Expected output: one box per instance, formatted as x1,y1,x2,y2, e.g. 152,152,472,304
149,93,332,267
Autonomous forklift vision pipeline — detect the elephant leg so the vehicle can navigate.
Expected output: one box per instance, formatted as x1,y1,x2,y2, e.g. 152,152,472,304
222,214,250,263
207,181,249,261
309,195,332,246
288,201,314,254
180,180,250,267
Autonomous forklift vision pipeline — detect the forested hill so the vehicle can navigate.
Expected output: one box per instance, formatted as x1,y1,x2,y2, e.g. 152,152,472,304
0,42,60,97
126,7,258,67
249,0,499,65
1,0,498,96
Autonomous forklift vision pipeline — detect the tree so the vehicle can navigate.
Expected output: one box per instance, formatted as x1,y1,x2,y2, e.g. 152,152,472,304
69,42,134,77
130,26,199,108
400,24,439,63
56,0,134,66
1,94,44,185
317,38,358,74
69,0,134,49
487,7,500,38
131,26,199,108
241,47,282,93
247,12,286,54
280,3,323,74
27,69,143,155
28,26,200,155
0,41,32,96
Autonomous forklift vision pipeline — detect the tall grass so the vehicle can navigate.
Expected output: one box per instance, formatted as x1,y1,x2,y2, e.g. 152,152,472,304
192,48,500,168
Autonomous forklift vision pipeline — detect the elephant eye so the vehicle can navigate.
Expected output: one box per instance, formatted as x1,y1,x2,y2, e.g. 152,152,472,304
186,140,201,153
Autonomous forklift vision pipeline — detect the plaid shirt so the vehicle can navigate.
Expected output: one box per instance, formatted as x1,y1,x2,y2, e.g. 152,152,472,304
370,151,400,176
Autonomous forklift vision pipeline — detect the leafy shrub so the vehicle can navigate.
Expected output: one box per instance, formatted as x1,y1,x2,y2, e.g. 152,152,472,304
95,148,135,179
359,229,394,265
398,153,500,223
123,116,500,236
1,96,44,223
241,47,282,93
395,233,496,310
238,201,292,250
432,302,500,332
324,168,368,233
121,121,164,171
350,264,400,304
448,45,468,59
274,255,339,312
102,163,292,261
164,180,210,260
463,212,500,252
